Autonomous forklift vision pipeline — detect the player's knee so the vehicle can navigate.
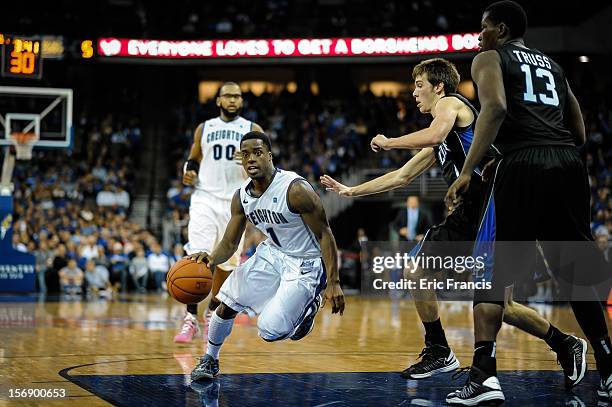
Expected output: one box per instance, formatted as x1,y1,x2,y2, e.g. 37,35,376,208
257,313,292,342
473,300,505,309
217,303,239,319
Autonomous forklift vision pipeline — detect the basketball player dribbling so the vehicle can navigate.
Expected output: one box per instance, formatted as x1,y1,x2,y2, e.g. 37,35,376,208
175,82,264,343
189,131,345,381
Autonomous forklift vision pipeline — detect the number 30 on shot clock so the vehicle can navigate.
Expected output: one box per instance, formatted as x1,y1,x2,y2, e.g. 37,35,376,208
1,34,43,79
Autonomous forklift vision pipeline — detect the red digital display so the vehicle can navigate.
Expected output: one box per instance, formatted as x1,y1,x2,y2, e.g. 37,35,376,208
97,33,479,59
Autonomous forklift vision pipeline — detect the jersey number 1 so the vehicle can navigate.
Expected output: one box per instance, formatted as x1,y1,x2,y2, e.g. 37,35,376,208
520,64,559,106
266,227,282,247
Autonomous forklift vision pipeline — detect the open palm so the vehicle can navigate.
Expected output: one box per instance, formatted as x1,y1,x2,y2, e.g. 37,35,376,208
320,175,351,196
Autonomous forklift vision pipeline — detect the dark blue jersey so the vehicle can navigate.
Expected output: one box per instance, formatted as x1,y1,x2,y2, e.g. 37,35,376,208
433,93,501,186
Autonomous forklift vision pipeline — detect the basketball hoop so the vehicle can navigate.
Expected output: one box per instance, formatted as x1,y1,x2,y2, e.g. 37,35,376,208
10,132,37,160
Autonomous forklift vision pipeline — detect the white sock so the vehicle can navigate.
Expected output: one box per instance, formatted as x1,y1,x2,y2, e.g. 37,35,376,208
206,311,234,360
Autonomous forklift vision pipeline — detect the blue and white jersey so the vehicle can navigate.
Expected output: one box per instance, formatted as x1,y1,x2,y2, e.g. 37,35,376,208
433,93,501,186
239,169,321,258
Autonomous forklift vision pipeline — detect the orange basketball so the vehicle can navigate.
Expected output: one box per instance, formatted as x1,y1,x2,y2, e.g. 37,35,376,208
167,258,213,304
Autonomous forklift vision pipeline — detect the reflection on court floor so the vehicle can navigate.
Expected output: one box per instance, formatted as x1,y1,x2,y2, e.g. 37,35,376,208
1,294,609,406
63,370,603,406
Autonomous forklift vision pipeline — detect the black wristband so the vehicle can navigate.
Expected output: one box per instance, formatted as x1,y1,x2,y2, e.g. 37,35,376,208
184,159,200,173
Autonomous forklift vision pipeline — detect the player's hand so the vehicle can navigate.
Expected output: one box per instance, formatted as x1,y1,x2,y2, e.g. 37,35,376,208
232,150,243,165
481,158,497,182
187,252,215,271
445,173,471,212
183,170,198,186
322,281,345,315
320,175,353,197
370,134,390,152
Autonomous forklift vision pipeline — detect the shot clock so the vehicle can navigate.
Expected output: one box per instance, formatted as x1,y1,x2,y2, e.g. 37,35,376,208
1,34,43,79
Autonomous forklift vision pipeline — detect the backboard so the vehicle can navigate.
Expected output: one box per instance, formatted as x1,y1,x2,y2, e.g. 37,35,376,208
0,86,72,149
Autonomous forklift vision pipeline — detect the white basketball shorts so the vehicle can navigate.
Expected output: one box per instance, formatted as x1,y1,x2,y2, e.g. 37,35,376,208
184,191,244,271
217,241,327,341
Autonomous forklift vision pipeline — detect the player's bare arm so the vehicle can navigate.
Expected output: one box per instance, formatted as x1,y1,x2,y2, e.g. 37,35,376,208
370,98,462,152
446,51,506,209
320,148,436,197
183,123,204,186
288,181,345,315
564,81,586,146
190,190,247,270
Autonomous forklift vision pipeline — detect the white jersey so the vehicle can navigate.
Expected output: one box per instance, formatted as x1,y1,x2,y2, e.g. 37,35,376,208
239,169,321,258
192,116,253,203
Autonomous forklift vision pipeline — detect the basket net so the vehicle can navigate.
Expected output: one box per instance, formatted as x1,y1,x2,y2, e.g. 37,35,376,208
10,132,37,160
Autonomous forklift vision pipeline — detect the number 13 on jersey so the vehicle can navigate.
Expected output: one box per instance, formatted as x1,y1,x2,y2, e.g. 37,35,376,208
520,64,559,106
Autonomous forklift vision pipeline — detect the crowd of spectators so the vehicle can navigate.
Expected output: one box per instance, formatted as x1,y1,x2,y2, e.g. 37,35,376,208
585,107,612,246
10,115,184,297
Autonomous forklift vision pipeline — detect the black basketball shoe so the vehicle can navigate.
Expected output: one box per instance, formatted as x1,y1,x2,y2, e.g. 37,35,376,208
290,294,322,341
446,366,505,406
554,335,587,388
191,354,220,381
401,344,460,379
598,374,612,401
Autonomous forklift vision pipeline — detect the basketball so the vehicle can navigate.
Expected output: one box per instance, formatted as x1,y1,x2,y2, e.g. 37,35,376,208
166,258,213,304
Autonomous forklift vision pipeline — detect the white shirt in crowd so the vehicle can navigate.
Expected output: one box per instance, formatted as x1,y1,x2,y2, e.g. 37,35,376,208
114,189,130,208
96,190,116,207
80,244,99,260
147,252,171,273
96,189,130,208
13,242,27,253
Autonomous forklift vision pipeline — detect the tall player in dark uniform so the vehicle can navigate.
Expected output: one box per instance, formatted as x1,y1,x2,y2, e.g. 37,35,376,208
446,1,612,404
322,58,585,385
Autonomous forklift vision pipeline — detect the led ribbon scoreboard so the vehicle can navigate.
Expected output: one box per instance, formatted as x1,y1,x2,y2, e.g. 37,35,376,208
96,33,480,60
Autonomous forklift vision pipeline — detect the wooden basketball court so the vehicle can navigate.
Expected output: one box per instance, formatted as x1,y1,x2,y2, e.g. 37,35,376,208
1,294,609,406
